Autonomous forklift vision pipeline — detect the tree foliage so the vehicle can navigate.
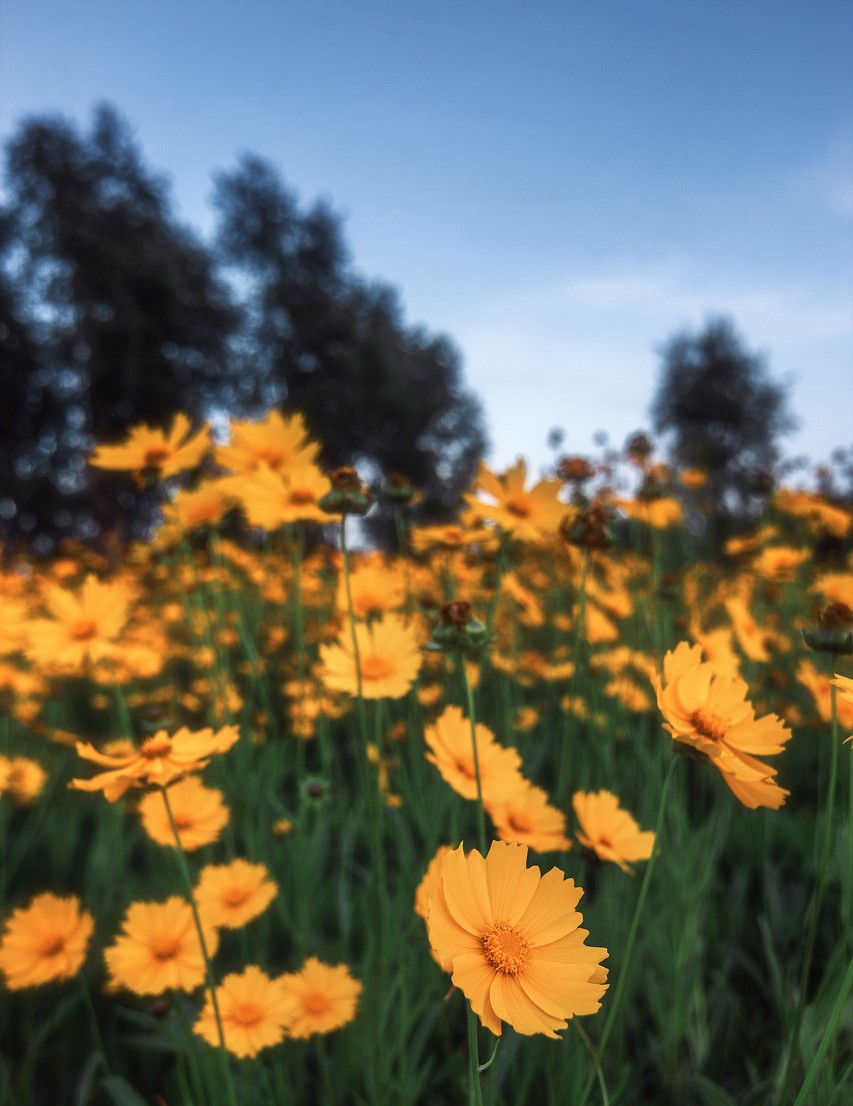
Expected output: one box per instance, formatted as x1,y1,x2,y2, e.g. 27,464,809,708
650,316,796,513
0,107,486,550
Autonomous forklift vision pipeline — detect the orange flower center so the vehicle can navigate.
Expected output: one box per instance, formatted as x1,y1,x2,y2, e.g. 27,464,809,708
173,813,194,831
303,991,331,1016
69,619,99,642
360,654,394,681
505,496,531,519
39,934,67,956
222,886,251,908
690,709,727,743
140,735,173,759
507,813,531,833
230,1001,263,1028
482,922,530,975
151,934,181,961
254,448,285,470
144,446,170,468
288,487,316,505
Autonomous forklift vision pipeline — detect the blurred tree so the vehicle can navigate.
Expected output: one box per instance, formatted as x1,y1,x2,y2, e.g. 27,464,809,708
213,155,487,535
1,105,239,549
650,317,796,516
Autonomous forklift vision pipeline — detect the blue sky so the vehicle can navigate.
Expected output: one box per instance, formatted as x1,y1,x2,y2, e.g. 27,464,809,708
2,0,851,476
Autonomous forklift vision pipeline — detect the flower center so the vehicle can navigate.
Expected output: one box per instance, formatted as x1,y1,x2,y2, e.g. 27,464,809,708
151,935,181,961
288,487,316,505
144,446,170,468
507,813,531,833
361,654,394,681
173,813,194,830
303,991,331,1016
482,922,530,975
690,709,727,743
140,735,173,759
69,619,98,642
40,934,66,956
222,886,251,908
505,496,531,519
230,1001,263,1028
255,448,285,470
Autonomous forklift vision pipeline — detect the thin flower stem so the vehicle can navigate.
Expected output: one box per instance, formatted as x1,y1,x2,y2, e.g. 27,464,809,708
572,1019,610,1106
577,755,679,1106
778,665,842,1104
340,515,370,754
793,942,853,1105
460,659,487,856
467,1006,486,1106
160,786,238,1106
78,973,112,1077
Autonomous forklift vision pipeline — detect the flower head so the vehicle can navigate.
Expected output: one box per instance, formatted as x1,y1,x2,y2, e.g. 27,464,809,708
426,842,608,1037
195,966,294,1058
0,893,93,990
25,574,133,672
465,460,567,543
70,725,240,802
137,775,229,851
104,897,219,995
278,957,362,1038
318,614,421,699
89,412,209,479
195,860,278,930
424,706,526,803
487,785,572,852
572,791,654,871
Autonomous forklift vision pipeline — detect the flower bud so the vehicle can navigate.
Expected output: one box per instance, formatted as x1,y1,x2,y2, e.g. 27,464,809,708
802,602,853,655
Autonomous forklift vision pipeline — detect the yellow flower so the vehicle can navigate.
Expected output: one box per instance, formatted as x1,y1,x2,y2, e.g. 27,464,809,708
194,966,294,1058
70,725,240,802
335,555,407,620
25,574,132,672
572,791,654,871
278,957,362,1038
104,897,219,995
89,412,209,478
0,893,94,990
215,410,320,476
137,776,230,851
426,842,608,1036
0,756,48,804
424,705,526,803
230,463,332,528
195,860,278,930
318,614,422,699
487,785,572,852
465,459,567,542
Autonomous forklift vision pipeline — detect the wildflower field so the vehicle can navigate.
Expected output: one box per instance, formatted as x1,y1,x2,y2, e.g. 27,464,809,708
1,412,852,1106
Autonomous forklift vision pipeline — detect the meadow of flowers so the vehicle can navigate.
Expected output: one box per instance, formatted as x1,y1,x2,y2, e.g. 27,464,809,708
0,411,851,1105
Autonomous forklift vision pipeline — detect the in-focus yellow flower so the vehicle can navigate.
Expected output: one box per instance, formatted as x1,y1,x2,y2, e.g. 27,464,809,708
653,642,791,809
427,842,608,1037
137,775,230,851
70,725,240,802
194,965,294,1058
195,860,278,930
0,893,94,990
572,791,654,871
89,412,209,478
487,785,572,852
465,459,567,543
318,614,421,699
105,898,219,995
25,574,132,671
278,957,362,1038
424,705,526,803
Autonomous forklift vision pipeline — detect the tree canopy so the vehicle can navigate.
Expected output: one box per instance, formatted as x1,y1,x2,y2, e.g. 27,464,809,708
0,106,487,551
650,316,796,514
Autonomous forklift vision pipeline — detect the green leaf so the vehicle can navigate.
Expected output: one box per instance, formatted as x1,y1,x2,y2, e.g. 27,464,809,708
99,1075,149,1106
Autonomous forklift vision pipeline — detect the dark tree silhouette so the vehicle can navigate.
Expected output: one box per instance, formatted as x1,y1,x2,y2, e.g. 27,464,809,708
213,155,487,530
650,316,796,515
1,105,239,549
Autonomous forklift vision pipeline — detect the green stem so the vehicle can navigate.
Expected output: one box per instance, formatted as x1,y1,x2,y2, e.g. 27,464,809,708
78,974,112,1077
578,755,679,1106
460,659,487,855
467,1006,486,1106
573,1019,610,1106
793,944,853,1105
777,664,842,1104
161,787,238,1106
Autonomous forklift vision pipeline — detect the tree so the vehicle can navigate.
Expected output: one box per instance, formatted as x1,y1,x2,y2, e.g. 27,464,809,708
213,155,487,533
1,105,239,549
650,317,796,515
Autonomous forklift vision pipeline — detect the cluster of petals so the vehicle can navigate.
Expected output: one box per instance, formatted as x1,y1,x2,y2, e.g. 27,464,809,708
89,412,209,478
194,965,295,1058
426,841,608,1037
487,785,572,852
832,674,853,744
70,724,240,802
278,957,362,1038
195,859,278,930
25,575,133,671
214,410,320,476
318,614,422,700
137,775,230,851
104,897,219,995
227,462,332,528
424,706,525,803
465,460,567,543
653,642,791,809
572,790,655,871
0,892,94,990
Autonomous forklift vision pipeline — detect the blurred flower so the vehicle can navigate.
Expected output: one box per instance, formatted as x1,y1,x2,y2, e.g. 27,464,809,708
572,791,654,871
194,965,293,1058
424,705,526,803
465,459,567,542
25,574,132,672
70,725,240,802
137,776,229,851
753,546,809,583
653,642,791,809
0,893,93,990
105,897,219,995
195,860,277,930
89,412,209,480
278,958,362,1038
487,785,572,852
0,755,47,804
318,614,421,699
228,462,331,528
426,842,608,1036
215,410,320,476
